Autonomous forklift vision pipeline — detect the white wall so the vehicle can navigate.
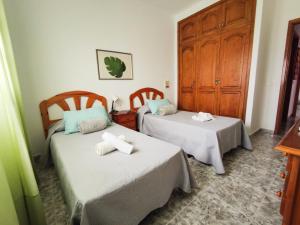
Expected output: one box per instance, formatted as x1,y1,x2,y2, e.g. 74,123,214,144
4,0,176,156
252,0,300,130
248,0,273,132
244,0,264,133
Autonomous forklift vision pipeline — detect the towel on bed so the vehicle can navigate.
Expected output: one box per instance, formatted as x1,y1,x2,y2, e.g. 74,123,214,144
95,135,126,156
192,112,214,122
102,132,134,154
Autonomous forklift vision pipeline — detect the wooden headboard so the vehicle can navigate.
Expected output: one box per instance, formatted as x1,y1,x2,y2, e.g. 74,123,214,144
39,91,108,137
129,87,164,112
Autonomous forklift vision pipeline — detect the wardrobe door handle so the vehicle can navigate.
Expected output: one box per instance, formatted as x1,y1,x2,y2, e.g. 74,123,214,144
215,79,221,85
191,81,195,89
218,23,224,30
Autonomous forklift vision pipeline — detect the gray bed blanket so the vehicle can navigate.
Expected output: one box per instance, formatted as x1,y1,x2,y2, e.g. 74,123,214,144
138,108,252,174
45,123,195,225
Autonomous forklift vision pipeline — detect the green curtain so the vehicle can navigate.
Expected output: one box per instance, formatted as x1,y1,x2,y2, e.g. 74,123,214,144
0,0,46,225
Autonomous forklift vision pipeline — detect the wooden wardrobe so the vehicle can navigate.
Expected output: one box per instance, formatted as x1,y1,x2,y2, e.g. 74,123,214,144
178,0,256,119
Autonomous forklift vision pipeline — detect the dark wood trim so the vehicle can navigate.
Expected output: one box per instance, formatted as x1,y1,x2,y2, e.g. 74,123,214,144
275,119,300,156
177,21,181,109
274,18,300,134
291,46,300,117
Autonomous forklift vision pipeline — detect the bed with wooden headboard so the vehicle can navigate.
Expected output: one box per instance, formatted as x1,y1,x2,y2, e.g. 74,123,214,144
39,90,194,225
129,87,253,174
129,87,164,112
39,90,107,137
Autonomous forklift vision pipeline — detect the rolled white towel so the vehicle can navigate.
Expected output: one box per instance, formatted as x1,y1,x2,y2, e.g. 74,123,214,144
192,115,201,121
202,112,214,121
192,112,214,122
95,135,125,156
102,132,134,155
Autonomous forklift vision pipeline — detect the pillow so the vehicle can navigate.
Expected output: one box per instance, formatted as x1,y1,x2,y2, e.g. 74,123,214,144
158,104,177,116
79,118,107,134
147,99,170,115
137,104,151,115
49,120,65,133
63,106,111,134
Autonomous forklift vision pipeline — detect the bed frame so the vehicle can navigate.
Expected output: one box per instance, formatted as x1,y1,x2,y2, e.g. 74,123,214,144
129,87,164,112
39,91,108,137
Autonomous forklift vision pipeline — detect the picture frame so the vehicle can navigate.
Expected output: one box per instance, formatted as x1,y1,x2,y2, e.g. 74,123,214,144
96,49,133,80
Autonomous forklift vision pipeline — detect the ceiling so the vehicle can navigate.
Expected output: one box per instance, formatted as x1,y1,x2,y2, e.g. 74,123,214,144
139,0,203,14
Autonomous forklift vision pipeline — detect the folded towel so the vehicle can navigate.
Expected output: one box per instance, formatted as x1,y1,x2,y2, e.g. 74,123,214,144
198,112,214,120
192,112,214,122
95,135,125,156
102,132,134,154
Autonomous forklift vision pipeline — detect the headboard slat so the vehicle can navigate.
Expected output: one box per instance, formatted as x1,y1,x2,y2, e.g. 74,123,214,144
57,100,70,111
86,97,96,108
138,95,145,106
146,92,150,99
39,91,108,137
129,87,164,112
73,96,81,110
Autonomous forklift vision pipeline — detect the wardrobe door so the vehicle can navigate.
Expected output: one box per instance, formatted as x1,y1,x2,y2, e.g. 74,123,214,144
218,25,251,118
196,35,220,114
222,0,254,31
198,4,223,38
178,40,196,111
179,16,196,43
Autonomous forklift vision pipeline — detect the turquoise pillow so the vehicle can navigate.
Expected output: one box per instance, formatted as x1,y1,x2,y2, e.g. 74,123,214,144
63,106,111,134
147,99,170,115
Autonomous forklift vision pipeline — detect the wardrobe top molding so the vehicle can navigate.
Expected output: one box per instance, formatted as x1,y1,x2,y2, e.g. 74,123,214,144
178,0,255,23
178,0,222,24
178,0,256,44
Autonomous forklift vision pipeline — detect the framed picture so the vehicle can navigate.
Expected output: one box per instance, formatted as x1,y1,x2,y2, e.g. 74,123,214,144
96,49,133,80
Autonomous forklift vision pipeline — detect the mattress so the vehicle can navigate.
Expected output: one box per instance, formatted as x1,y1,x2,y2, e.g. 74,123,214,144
138,109,252,174
47,123,194,225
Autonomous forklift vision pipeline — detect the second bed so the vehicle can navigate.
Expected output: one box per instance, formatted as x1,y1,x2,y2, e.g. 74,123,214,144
130,88,252,174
